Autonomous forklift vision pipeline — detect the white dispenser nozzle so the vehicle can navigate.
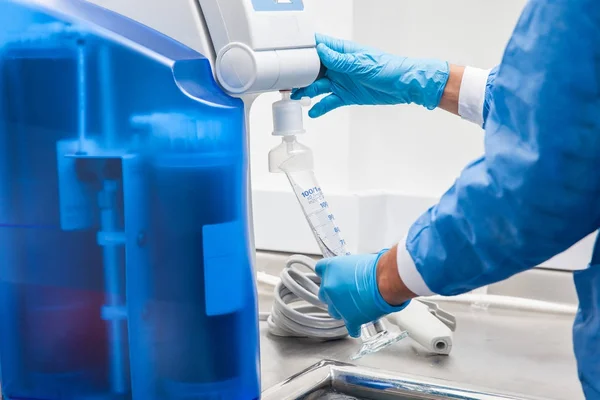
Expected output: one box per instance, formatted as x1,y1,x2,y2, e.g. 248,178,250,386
269,91,314,173
272,90,311,136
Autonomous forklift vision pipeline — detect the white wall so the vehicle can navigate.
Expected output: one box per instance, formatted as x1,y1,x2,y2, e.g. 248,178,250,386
251,0,594,271
349,0,526,196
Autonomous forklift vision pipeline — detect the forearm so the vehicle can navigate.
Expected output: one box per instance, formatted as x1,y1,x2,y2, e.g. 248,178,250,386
438,64,496,127
376,245,416,306
437,64,465,116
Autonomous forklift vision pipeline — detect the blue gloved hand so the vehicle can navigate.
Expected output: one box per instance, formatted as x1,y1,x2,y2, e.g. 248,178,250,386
292,34,449,118
316,251,410,338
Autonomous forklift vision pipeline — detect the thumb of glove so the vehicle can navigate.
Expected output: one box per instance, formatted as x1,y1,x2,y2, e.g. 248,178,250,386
346,323,361,339
316,43,357,74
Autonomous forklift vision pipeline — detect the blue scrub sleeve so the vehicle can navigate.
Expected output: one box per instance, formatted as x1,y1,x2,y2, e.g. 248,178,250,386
406,0,600,296
482,66,498,129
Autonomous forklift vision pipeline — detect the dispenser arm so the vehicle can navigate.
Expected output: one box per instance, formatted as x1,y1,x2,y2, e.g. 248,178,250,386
82,0,320,95
197,0,321,95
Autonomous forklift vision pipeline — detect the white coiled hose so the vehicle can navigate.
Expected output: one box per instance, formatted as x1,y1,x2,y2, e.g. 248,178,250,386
259,254,349,340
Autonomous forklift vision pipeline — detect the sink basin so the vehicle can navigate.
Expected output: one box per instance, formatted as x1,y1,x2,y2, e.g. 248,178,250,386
261,360,542,400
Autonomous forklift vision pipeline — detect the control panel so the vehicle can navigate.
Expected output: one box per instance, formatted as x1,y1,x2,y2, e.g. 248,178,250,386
251,0,304,12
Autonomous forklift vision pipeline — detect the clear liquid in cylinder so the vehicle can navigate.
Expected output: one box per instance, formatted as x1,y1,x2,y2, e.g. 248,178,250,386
285,170,350,258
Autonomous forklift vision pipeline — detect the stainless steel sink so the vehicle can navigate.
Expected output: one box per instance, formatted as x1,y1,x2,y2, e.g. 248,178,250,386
261,360,542,400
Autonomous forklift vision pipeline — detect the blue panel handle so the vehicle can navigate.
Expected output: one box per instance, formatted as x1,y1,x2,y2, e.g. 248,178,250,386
203,220,246,316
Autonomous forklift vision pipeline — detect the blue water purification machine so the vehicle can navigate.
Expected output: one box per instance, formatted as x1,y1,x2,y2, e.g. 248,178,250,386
0,1,260,399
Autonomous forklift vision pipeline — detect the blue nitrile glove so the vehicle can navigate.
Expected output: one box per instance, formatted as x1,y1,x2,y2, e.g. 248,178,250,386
315,251,410,338
292,34,449,118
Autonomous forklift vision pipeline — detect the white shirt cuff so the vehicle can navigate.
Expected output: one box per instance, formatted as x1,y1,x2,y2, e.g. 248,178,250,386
397,238,435,296
458,67,492,127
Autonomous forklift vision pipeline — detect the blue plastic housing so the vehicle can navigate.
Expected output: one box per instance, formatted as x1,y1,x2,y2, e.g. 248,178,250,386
0,1,260,399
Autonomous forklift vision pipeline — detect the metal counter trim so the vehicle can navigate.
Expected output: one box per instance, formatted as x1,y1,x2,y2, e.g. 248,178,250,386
262,360,546,400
